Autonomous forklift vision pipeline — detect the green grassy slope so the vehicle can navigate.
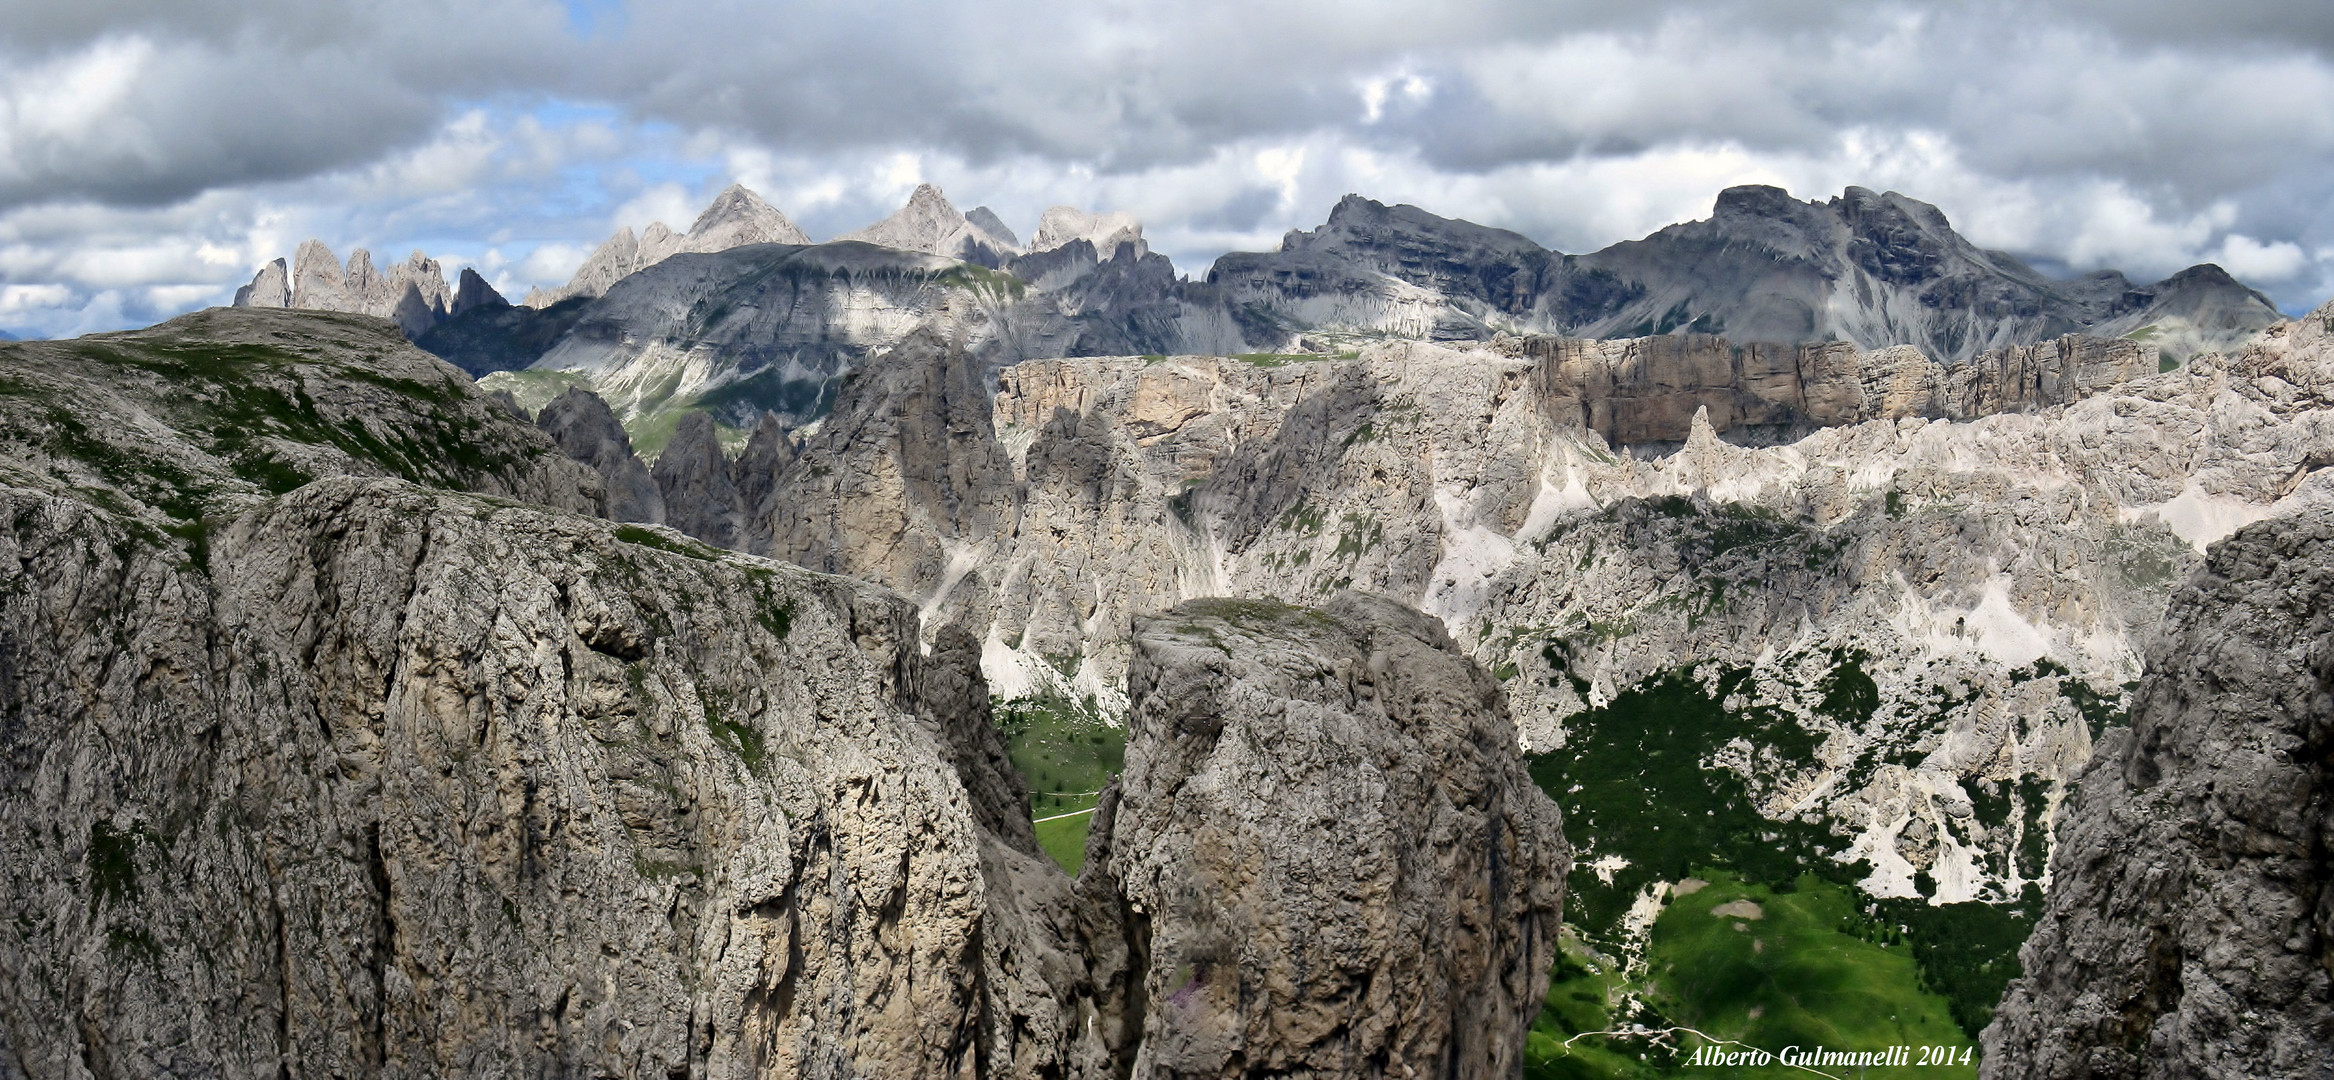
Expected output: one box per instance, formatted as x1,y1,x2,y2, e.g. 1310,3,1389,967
995,691,1125,874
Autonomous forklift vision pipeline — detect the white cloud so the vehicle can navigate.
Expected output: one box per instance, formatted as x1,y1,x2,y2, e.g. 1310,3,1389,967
2212,234,2309,281
7,0,2334,329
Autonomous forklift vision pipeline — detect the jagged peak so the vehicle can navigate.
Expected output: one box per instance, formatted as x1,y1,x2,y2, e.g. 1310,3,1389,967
965,206,1019,249
1030,205,1144,256
686,183,809,246
840,183,1020,263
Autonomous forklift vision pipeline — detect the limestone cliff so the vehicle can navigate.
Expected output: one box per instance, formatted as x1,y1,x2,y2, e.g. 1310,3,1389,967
0,306,1564,1076
693,297,2333,909
1089,595,1568,1078
1980,504,2334,1078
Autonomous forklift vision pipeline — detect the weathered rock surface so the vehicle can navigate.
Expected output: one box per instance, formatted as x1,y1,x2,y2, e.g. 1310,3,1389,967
535,386,665,524
708,297,2334,907
1031,206,1145,257
0,471,1159,1077
749,327,1020,593
1981,504,2334,1079
231,257,289,308
1090,594,1568,1078
0,312,1585,1076
0,306,602,524
1513,330,2152,447
263,241,459,336
450,266,506,316
521,184,814,310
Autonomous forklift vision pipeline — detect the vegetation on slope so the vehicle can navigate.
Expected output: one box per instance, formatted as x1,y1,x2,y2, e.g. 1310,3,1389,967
994,689,1125,873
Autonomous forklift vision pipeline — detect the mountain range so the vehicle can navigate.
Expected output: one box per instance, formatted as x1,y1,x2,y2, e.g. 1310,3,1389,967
231,182,2283,454
16,174,2314,1076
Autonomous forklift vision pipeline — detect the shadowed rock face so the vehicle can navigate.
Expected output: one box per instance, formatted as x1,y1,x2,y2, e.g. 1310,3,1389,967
1206,187,2282,364
749,327,1021,591
652,410,742,546
1981,504,2334,1079
536,386,665,524
1088,594,1570,1079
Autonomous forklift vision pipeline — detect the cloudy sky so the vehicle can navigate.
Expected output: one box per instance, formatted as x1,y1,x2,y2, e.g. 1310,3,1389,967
3,0,2331,337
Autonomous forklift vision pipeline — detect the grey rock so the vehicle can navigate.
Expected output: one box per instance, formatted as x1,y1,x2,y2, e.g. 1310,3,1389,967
0,306,601,523
651,410,742,546
290,237,348,311
730,411,797,525
270,240,454,335
1093,594,1569,1077
683,182,812,251
1981,504,2334,1079
1200,187,2282,363
231,257,290,308
0,474,1123,1078
749,327,1019,592
451,266,507,315
965,205,1021,250
2081,262,2285,365
1031,206,1145,257
525,185,816,310
536,387,665,523
0,307,1583,1076
842,183,1021,267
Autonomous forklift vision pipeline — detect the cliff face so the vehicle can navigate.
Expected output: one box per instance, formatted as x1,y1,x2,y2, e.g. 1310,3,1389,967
666,298,2334,909
1205,187,2281,364
1088,594,1568,1078
0,305,1562,1076
0,477,1127,1077
1981,504,2334,1078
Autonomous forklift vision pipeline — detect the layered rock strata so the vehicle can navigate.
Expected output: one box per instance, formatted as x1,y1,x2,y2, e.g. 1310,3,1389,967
1981,504,2334,1078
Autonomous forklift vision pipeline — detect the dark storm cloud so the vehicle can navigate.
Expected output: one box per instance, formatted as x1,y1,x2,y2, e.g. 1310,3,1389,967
5,0,2328,206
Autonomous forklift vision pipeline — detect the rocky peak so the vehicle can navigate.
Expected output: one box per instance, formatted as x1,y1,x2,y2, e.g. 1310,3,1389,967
650,410,742,547
1030,204,1145,257
524,185,812,309
536,386,664,524
232,256,290,308
963,205,1019,249
750,325,1018,588
451,266,507,315
1982,504,2334,1077
841,183,1020,266
289,238,346,309
684,182,811,249
1091,593,1569,1076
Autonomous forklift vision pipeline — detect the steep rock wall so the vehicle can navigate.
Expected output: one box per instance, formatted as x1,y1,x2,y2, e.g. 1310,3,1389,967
1088,594,1568,1078
1981,505,2334,1078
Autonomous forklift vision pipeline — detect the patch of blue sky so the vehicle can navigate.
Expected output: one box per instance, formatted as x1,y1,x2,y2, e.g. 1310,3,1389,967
561,0,629,41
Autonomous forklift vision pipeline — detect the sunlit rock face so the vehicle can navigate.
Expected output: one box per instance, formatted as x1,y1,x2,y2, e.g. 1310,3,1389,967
669,299,2330,909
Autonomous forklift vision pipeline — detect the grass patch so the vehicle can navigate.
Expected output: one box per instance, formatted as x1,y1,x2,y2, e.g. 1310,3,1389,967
613,523,719,560
1529,873,1979,1078
996,691,1125,874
